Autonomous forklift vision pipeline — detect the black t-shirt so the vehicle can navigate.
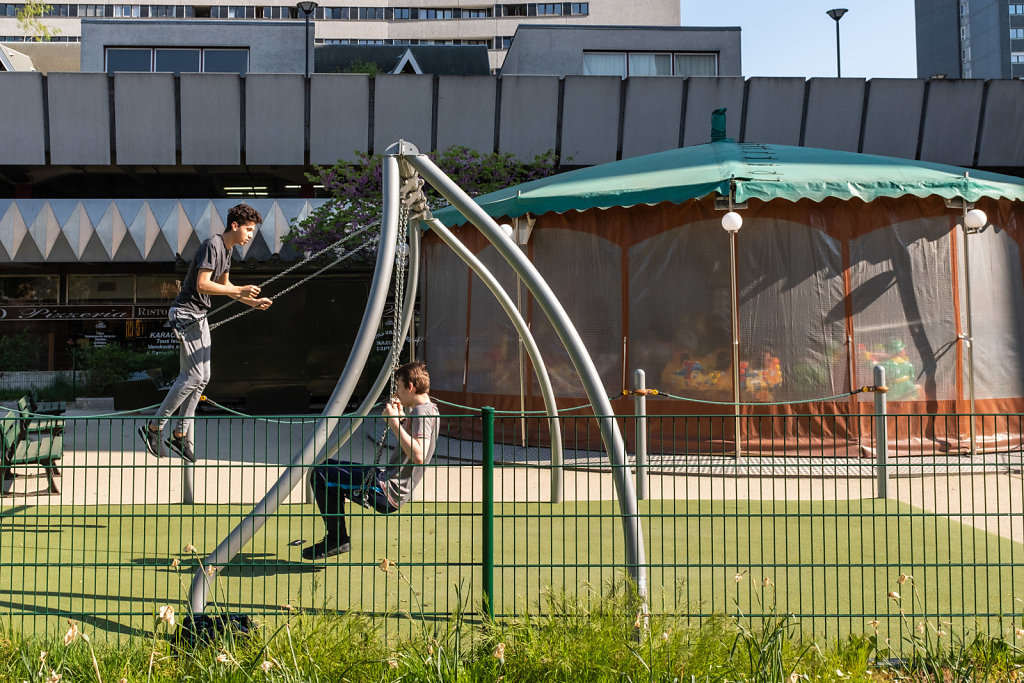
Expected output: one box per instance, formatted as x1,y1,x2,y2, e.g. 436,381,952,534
173,235,231,315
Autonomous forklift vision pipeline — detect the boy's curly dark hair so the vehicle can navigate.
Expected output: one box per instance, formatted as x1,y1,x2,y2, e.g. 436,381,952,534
226,203,263,230
395,361,430,394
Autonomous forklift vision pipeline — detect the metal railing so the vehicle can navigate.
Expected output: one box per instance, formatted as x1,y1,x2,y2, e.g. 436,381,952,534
2,401,1023,648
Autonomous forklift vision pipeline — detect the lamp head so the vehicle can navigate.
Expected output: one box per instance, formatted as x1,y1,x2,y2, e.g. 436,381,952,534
721,211,743,233
965,208,988,231
498,223,514,240
826,8,848,21
297,1,317,14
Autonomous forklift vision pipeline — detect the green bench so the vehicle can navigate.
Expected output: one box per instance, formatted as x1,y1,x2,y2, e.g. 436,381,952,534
16,395,64,440
0,408,63,495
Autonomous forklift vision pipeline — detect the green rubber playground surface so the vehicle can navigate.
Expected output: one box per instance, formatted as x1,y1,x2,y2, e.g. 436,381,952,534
1,499,1022,641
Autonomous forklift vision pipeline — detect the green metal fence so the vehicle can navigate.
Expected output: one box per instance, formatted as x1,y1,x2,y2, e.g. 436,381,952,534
2,404,1023,648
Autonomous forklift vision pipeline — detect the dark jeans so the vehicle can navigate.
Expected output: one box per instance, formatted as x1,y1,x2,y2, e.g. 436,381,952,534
312,459,398,541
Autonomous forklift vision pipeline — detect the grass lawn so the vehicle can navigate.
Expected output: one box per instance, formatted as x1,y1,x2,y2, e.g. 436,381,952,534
1,499,1022,642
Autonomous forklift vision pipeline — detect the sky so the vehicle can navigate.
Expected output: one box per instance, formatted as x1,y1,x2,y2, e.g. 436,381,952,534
680,1,918,79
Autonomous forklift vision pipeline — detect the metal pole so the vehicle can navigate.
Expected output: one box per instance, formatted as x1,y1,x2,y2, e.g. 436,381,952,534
408,153,649,603
962,210,977,456
188,153,400,616
482,406,495,620
425,217,564,503
634,369,648,501
303,12,311,79
835,20,842,78
874,365,888,499
729,229,741,458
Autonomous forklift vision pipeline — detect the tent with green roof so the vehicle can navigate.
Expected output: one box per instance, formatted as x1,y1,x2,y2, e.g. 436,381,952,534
424,140,1024,455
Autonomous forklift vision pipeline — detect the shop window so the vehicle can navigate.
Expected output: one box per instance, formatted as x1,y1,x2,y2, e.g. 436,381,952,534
68,275,135,303
136,275,180,302
0,276,59,304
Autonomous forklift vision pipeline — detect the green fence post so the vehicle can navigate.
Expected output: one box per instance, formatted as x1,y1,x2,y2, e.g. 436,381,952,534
482,406,495,621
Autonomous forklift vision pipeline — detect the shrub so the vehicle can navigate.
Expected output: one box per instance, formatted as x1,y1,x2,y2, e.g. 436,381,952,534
78,344,178,396
0,328,43,371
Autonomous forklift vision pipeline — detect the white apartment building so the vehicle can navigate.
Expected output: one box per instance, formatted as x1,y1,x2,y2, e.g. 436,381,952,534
0,0,680,69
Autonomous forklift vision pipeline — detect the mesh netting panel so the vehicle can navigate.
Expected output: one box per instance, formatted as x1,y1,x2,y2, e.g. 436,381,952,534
629,220,733,400
850,217,957,402
423,240,469,393
958,225,1024,400
530,228,623,397
466,244,522,395
737,219,848,403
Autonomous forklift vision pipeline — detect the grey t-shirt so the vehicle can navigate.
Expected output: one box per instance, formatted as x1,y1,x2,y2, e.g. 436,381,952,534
380,401,439,507
173,235,231,316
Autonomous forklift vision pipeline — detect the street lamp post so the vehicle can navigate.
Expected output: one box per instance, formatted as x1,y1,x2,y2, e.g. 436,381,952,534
826,8,848,77
722,210,743,458
297,1,318,79
962,205,988,456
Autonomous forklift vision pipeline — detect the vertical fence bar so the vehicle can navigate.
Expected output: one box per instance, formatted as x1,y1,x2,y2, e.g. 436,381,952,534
634,369,648,500
482,406,495,620
874,365,888,499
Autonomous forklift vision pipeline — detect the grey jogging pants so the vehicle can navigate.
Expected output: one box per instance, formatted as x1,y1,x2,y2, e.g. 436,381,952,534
153,307,211,442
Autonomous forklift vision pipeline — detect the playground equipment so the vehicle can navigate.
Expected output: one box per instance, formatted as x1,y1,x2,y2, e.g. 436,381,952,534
187,141,649,620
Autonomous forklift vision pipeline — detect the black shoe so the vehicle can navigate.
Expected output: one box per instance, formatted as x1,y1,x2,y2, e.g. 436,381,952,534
166,434,196,463
301,537,351,560
138,425,167,458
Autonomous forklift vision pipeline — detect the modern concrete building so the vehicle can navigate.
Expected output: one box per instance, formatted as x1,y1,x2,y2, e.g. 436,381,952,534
499,25,740,76
916,0,1024,78
80,18,309,73
0,0,680,70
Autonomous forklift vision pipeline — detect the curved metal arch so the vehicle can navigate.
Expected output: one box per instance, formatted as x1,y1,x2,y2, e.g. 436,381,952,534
425,217,564,502
407,153,649,602
188,156,402,614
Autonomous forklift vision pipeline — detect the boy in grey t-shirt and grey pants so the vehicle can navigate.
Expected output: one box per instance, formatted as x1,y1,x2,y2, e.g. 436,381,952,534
138,204,273,462
303,361,440,560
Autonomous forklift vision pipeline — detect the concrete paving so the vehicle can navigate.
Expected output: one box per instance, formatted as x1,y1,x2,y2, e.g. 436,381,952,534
3,408,1023,546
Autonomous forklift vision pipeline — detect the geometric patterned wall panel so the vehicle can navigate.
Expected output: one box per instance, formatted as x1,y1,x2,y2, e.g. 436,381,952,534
0,199,325,263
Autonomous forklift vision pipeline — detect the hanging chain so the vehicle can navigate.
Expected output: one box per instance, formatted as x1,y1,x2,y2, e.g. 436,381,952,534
182,221,379,335
374,200,411,468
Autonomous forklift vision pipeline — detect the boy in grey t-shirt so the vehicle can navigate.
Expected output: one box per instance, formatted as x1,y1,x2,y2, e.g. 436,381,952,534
137,204,273,462
303,361,439,560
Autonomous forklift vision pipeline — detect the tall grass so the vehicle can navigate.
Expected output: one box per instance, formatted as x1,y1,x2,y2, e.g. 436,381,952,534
3,571,1024,682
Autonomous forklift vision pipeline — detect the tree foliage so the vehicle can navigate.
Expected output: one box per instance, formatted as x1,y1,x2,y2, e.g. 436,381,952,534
284,146,558,254
16,0,62,42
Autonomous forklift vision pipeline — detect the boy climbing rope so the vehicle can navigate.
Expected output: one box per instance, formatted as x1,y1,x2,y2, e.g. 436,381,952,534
138,203,273,462
303,361,439,560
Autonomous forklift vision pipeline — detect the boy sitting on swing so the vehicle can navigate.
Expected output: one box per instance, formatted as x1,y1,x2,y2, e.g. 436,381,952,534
303,361,439,560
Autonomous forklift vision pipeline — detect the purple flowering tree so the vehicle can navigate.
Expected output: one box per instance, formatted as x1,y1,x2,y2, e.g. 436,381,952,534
285,146,557,256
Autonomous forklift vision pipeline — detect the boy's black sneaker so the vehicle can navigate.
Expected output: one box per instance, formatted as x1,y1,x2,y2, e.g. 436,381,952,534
301,537,351,560
166,434,196,463
138,425,167,458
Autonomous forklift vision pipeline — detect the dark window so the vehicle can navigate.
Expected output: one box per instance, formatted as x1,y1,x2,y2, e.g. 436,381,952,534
502,3,527,16
155,48,201,74
193,5,212,17
204,48,248,73
0,276,58,304
105,47,152,74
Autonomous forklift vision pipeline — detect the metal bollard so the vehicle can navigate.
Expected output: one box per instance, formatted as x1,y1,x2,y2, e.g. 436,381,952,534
874,365,888,499
482,406,495,620
634,369,649,501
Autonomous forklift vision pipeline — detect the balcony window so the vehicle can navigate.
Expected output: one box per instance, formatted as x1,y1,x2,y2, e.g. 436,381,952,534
674,53,718,76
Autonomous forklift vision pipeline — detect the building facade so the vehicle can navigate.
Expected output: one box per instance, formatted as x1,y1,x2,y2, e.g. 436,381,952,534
499,25,739,76
916,0,1024,78
0,0,680,70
